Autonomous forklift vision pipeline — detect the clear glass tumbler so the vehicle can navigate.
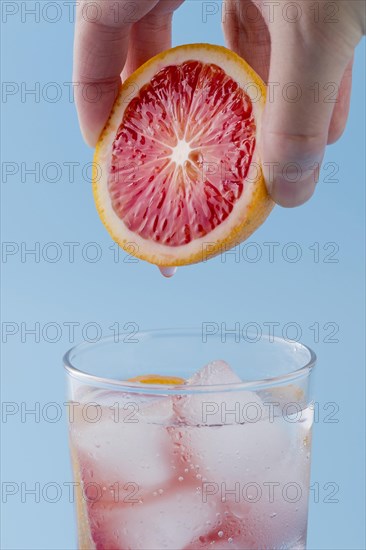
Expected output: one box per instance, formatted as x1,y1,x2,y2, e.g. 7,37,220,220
64,328,316,550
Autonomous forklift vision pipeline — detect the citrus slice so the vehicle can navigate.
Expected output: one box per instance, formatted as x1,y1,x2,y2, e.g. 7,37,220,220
128,374,186,385
93,43,274,266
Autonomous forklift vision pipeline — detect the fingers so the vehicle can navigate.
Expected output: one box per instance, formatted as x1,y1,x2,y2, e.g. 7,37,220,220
123,0,184,79
261,25,351,207
73,21,128,147
123,16,172,79
327,58,353,144
73,0,159,147
222,0,270,82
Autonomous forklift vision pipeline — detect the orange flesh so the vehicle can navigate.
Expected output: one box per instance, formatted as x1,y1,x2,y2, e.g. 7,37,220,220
108,61,256,247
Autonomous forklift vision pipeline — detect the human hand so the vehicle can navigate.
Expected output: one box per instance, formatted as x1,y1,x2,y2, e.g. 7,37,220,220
73,0,183,147
223,0,365,206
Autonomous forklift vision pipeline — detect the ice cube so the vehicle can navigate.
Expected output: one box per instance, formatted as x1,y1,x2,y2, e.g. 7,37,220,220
173,360,266,427
169,406,310,543
173,415,309,491
186,504,307,549
169,359,272,521
70,392,175,498
188,360,242,386
71,389,174,424
258,383,308,415
89,486,222,549
170,360,310,504
185,512,258,549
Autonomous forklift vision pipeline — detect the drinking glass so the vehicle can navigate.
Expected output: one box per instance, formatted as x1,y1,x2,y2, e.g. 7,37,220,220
64,328,316,549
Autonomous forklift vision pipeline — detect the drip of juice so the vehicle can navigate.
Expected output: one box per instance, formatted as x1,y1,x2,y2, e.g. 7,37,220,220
159,266,177,278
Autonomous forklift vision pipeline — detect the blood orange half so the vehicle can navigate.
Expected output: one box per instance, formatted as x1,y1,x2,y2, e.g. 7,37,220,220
93,43,273,266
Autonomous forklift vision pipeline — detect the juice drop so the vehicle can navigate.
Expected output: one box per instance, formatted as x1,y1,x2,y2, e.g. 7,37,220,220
159,266,177,278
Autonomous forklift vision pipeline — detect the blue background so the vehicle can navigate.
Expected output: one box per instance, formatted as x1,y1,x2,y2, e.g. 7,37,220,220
1,1,365,549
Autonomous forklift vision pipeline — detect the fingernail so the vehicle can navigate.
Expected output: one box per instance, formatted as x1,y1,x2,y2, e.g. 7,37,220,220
263,160,322,208
270,173,317,207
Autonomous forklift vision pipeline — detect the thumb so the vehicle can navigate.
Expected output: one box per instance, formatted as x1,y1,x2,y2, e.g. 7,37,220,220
261,29,350,207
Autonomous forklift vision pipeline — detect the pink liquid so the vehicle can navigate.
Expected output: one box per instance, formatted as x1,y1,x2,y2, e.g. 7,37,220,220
69,386,312,549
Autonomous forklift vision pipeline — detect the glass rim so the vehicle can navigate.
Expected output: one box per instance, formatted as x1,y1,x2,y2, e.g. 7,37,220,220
63,328,316,394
